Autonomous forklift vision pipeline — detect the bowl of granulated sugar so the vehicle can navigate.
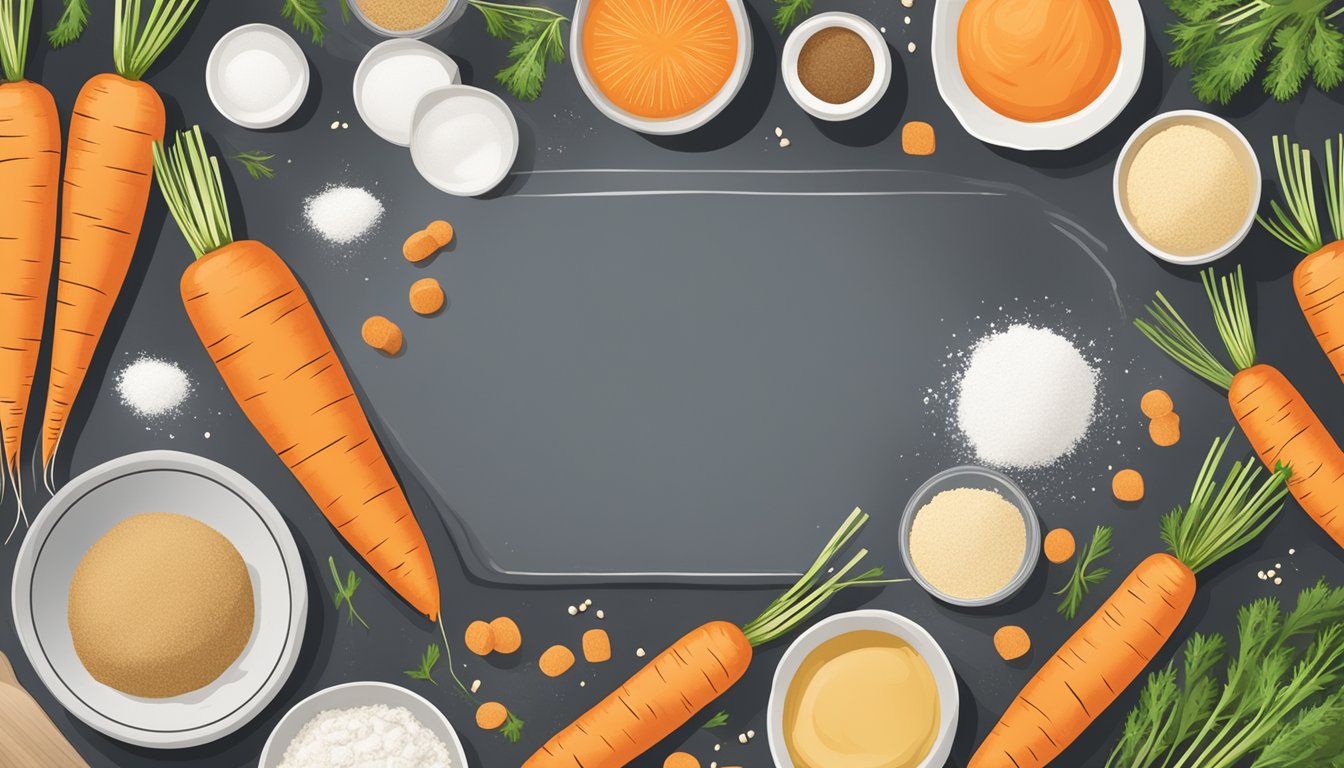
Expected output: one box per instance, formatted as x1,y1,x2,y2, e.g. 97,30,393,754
899,466,1041,607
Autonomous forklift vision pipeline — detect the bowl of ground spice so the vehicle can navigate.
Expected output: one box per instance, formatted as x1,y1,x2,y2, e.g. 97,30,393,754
783,12,891,121
899,465,1041,607
348,0,467,38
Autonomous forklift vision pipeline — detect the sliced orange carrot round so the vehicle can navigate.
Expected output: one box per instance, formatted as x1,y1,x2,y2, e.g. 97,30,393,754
994,625,1031,660
1113,469,1145,502
1043,528,1076,564
1140,389,1174,418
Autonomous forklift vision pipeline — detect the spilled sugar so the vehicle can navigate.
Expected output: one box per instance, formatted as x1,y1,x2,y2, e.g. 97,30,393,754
116,356,192,418
304,185,385,245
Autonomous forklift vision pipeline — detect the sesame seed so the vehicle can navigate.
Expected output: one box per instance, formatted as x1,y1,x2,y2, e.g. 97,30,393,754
908,42,917,53
579,603,588,612
747,730,755,739
1267,569,1277,578
739,733,748,744
330,121,340,130
596,610,605,619
779,138,791,148
774,127,783,137
1275,577,1283,585
471,679,481,693
568,606,578,615
636,648,646,657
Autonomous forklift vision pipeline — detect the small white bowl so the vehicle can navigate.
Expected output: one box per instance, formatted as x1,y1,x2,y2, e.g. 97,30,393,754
348,0,470,38
767,610,959,768
206,24,309,129
569,0,753,135
10,451,307,749
1114,110,1262,265
782,12,892,121
409,84,519,197
354,39,461,146
259,682,467,767
931,0,1145,150
900,465,1041,608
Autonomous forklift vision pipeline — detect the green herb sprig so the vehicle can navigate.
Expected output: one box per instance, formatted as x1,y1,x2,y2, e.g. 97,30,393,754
229,151,276,181
281,0,348,46
703,710,730,729
48,0,89,48
402,620,526,742
773,0,813,33
328,556,369,629
404,642,441,685
1108,581,1344,768
469,0,567,101
1055,526,1114,620
1165,0,1344,104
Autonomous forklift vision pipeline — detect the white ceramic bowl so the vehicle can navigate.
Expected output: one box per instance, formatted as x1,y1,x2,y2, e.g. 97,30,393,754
899,465,1041,607
10,451,307,749
206,24,309,129
348,0,470,38
931,0,1145,150
410,84,519,197
1113,110,1262,265
259,682,467,767
570,0,753,135
354,39,461,146
782,12,892,121
767,610,959,768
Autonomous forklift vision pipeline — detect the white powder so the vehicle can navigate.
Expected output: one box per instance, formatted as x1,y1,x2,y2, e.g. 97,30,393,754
115,356,191,418
955,325,1097,469
277,705,453,768
304,186,385,245
222,48,292,113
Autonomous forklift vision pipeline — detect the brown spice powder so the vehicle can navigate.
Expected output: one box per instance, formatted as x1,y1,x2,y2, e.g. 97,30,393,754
797,27,874,105
355,0,447,32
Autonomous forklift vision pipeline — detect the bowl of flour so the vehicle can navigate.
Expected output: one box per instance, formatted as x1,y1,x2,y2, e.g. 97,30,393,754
260,681,465,768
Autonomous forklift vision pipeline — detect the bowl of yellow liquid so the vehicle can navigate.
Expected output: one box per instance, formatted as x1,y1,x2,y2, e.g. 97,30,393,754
767,609,959,768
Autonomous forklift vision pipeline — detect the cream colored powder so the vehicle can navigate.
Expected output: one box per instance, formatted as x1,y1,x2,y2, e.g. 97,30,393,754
355,0,446,31
1124,123,1251,257
909,488,1026,599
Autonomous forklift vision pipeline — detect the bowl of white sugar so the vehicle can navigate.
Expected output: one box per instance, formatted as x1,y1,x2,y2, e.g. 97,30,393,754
206,24,310,130
259,681,466,768
899,466,1041,607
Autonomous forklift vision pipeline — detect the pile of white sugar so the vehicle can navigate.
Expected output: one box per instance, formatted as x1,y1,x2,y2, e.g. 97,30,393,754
955,325,1098,469
276,705,453,768
304,185,384,245
115,356,191,418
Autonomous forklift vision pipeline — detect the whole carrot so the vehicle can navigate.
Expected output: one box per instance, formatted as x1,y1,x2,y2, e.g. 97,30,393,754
970,434,1290,767
0,0,58,539
41,0,198,484
153,127,440,620
525,507,895,768
1137,266,1344,549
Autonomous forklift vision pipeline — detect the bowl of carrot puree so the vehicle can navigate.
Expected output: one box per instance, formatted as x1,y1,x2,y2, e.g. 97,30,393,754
767,610,958,768
931,0,1146,150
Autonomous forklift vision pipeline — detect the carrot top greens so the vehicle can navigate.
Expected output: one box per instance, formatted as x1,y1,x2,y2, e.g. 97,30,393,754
153,126,235,259
1136,266,1256,390
1260,134,1344,255
113,0,200,81
0,0,33,83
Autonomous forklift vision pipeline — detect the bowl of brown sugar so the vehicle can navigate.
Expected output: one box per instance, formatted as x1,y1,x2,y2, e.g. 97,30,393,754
348,0,468,38
783,12,891,121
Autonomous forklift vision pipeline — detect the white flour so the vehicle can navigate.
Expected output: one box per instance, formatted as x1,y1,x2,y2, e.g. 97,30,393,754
276,705,453,768
115,356,191,418
304,186,384,245
955,325,1097,469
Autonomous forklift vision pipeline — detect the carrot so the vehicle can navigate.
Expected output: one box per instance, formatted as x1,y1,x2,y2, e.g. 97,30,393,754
151,127,441,620
970,434,1290,767
525,507,896,768
0,0,59,539
40,0,198,484
1137,266,1344,549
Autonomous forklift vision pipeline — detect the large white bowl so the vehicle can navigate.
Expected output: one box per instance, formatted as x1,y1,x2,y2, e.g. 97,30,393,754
354,39,461,146
931,0,1145,151
10,451,308,749
206,23,309,130
1113,110,1262,265
767,610,959,768
410,84,519,197
259,682,467,767
570,0,753,135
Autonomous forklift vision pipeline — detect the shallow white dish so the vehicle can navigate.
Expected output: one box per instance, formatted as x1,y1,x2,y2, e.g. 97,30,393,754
348,0,469,38
258,681,468,767
931,0,1145,151
10,451,308,749
410,84,519,197
782,12,892,121
1114,110,1262,265
767,609,959,768
354,39,461,146
206,23,309,129
570,0,753,135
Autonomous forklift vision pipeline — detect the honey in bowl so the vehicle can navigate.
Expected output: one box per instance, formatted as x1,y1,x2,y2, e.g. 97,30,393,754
783,630,940,768
582,0,739,119
957,0,1121,123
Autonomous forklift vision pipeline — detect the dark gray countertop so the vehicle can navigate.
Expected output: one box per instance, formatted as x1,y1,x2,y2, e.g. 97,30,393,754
4,0,1344,765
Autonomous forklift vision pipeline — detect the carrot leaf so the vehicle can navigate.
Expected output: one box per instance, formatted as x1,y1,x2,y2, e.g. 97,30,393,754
1054,526,1113,621
1135,287,1236,390
281,0,330,46
47,0,89,49
1203,266,1257,372
404,643,441,685
1161,430,1291,575
0,0,33,83
229,151,276,181
499,711,524,743
328,556,370,629
153,126,235,259
113,0,200,80
469,1,568,101
1259,134,1326,253
773,0,813,33
703,710,730,729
